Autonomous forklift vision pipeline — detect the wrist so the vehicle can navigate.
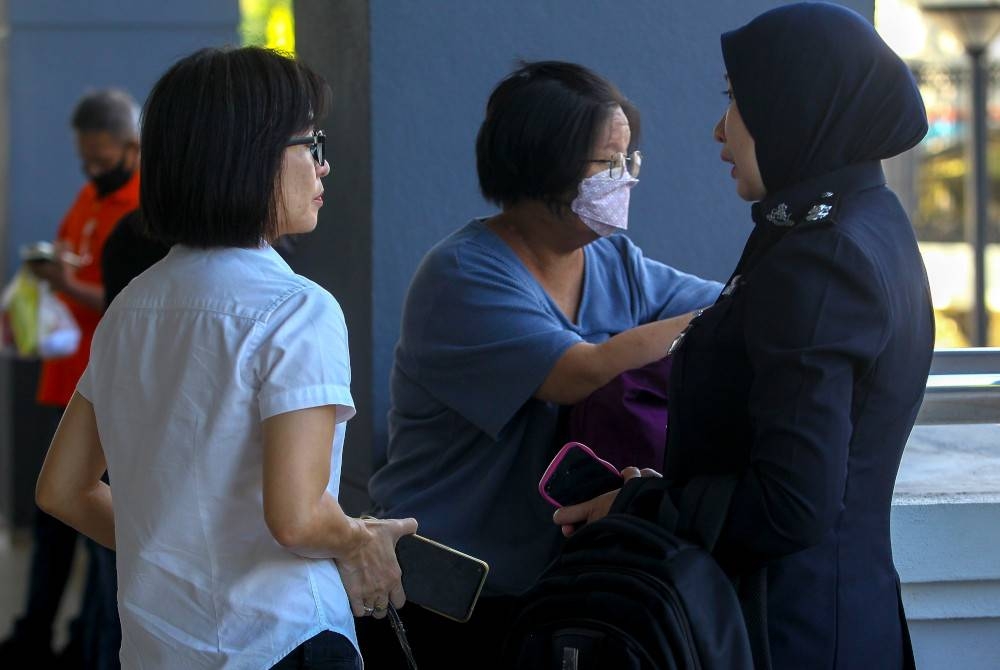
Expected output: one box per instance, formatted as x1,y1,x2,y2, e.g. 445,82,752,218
331,516,369,561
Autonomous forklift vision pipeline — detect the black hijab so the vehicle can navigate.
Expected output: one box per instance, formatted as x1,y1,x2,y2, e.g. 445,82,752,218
721,1,928,195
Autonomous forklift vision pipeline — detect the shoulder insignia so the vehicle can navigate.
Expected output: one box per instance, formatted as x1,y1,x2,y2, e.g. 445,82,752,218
766,203,794,226
721,274,743,296
805,204,833,221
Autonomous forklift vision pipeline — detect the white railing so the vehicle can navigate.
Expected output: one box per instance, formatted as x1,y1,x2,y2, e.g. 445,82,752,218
916,348,1000,425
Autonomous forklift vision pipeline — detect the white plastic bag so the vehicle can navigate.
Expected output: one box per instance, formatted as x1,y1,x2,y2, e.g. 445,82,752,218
1,268,81,359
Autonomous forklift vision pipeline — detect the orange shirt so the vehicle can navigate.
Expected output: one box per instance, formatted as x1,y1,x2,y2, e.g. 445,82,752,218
36,172,140,407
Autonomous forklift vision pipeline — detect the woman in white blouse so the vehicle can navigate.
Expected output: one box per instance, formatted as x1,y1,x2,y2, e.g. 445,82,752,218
35,46,416,670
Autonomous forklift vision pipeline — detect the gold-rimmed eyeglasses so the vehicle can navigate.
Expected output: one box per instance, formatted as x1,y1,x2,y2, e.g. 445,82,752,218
587,150,642,179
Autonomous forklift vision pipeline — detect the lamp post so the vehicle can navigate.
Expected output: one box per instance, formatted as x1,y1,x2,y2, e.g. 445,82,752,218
921,1,1000,346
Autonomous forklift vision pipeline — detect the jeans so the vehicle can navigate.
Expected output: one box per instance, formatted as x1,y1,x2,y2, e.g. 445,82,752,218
271,631,361,670
355,596,521,670
13,406,78,647
78,538,121,669
11,406,122,669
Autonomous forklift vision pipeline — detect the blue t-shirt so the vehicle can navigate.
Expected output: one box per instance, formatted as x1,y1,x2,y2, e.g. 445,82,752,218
369,219,722,595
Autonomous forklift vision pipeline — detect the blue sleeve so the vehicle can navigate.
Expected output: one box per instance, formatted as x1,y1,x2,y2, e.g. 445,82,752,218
396,241,582,440
617,236,723,322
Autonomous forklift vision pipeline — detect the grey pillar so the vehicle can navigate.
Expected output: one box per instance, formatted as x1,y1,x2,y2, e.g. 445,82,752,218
294,0,374,515
968,46,990,347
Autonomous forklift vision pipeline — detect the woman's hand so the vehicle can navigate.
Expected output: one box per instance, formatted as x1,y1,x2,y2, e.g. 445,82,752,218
552,466,661,537
262,408,417,618
335,517,418,619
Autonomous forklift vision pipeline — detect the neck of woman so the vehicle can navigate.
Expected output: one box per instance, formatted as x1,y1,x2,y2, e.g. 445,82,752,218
487,200,590,275
487,200,590,323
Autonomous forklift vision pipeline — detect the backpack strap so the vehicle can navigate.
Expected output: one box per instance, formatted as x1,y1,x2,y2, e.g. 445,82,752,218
675,474,738,552
736,567,772,670
609,476,679,531
675,475,771,670
615,474,772,670
609,474,739,547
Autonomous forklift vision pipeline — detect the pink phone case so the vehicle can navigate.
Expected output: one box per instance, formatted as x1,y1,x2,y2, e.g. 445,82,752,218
538,441,621,507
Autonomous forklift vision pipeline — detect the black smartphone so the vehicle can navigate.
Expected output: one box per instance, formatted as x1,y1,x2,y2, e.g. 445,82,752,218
538,441,623,507
396,533,489,622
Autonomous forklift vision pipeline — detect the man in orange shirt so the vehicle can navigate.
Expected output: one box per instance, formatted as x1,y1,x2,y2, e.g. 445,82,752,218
1,89,139,668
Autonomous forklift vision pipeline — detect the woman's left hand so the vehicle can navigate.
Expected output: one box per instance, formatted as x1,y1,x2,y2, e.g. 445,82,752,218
552,466,661,537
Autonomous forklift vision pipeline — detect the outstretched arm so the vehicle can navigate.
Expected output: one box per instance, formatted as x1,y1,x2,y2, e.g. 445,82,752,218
536,315,695,405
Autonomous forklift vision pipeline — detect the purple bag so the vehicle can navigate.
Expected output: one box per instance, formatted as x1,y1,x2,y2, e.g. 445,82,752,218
561,356,672,471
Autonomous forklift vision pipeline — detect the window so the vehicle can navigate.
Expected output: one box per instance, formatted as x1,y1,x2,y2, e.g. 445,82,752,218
240,0,295,53
877,0,1000,347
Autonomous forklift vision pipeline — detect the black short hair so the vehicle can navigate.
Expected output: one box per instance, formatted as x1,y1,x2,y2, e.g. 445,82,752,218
71,89,139,142
140,46,330,248
476,61,640,209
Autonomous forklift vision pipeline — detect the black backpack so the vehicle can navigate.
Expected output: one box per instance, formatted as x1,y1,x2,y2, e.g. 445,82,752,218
502,477,762,670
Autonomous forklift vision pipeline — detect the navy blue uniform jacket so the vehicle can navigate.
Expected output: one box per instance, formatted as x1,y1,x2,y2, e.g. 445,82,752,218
666,162,933,669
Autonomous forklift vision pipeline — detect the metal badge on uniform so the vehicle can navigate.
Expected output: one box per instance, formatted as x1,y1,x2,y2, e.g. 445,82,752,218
667,308,706,356
667,327,689,357
805,204,832,221
765,203,794,227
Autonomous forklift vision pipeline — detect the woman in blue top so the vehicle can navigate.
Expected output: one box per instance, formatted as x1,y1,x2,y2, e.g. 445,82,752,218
360,61,720,667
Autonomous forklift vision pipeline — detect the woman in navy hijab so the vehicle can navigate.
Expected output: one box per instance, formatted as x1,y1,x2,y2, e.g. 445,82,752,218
556,3,933,668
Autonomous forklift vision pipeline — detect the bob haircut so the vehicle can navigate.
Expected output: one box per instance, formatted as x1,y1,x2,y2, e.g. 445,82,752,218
476,60,640,210
141,46,330,248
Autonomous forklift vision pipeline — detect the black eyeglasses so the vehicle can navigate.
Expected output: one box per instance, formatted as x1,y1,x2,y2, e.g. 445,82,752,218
286,130,326,167
586,150,642,179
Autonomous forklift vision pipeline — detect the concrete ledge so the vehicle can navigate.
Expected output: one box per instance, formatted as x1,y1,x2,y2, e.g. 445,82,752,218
907,619,1000,669
892,499,1000,583
893,423,1000,669
901,581,1000,620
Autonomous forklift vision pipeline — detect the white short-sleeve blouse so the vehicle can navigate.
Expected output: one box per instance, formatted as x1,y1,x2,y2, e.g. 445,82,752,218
78,245,356,669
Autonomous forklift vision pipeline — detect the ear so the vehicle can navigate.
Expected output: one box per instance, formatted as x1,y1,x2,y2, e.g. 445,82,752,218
123,141,140,172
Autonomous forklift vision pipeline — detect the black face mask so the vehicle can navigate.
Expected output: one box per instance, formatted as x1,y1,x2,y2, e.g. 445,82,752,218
86,156,134,197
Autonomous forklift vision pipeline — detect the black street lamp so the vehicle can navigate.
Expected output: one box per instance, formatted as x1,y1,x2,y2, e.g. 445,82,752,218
921,1,1000,346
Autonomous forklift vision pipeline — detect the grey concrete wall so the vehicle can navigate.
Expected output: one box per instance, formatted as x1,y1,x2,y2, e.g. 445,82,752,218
295,1,873,512
4,1,238,276
1,0,238,528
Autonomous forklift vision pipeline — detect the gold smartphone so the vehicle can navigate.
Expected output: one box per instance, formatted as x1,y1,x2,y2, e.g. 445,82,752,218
396,533,489,622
